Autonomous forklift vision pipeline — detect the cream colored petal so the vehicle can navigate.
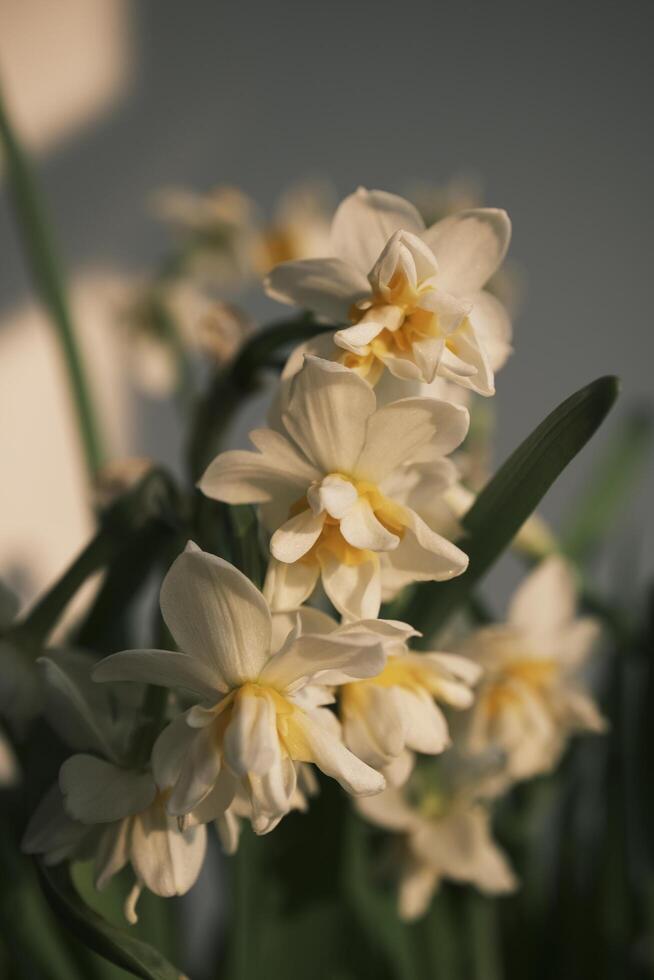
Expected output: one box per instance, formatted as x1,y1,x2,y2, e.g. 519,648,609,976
165,723,223,816
355,785,420,832
333,320,385,355
289,709,385,796
130,805,207,897
320,553,382,620
93,650,221,702
265,256,369,320
151,712,198,792
59,755,156,825
387,509,469,583
307,474,358,518
340,498,400,552
507,556,578,637
469,290,513,372
282,356,375,474
186,768,238,824
260,630,385,691
161,542,272,687
355,398,469,484
215,807,241,855
270,509,325,563
331,188,425,276
199,430,317,506
395,688,450,754
263,557,320,612
398,861,439,921
438,322,494,396
223,690,279,777
422,209,511,295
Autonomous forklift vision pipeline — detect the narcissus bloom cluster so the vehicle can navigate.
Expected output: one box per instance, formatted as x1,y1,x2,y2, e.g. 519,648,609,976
21,184,607,926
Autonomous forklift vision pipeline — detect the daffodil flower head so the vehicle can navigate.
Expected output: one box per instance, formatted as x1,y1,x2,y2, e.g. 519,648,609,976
22,651,206,924
94,544,410,840
265,188,512,394
462,556,606,784
340,634,481,781
199,356,469,619
357,756,516,920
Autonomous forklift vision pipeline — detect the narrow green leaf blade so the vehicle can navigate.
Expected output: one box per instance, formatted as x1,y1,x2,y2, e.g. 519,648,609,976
405,375,619,642
37,864,185,980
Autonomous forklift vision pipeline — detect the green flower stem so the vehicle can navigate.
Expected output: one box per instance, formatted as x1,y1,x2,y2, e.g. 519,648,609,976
0,83,105,481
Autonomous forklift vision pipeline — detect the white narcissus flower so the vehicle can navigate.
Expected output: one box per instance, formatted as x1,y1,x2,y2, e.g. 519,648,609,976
340,634,481,782
265,187,512,394
357,786,516,920
22,651,206,923
94,543,403,835
199,356,469,619
461,557,606,784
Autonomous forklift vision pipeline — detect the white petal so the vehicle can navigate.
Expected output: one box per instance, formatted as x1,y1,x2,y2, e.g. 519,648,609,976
307,474,358,518
386,509,469,583
320,553,381,620
270,509,325,563
93,650,221,702
331,188,425,275
265,256,369,320
438,322,494,396
507,556,578,637
223,691,279,777
215,808,241,854
355,398,469,483
263,557,320,612
469,290,513,372
355,785,419,832
260,630,385,691
165,722,223,816
288,709,385,796
151,712,199,792
333,320,385,354
398,861,439,921
59,756,156,824
340,498,400,552
396,689,450,754
161,542,272,687
186,767,238,824
422,208,511,295
131,805,207,897
282,356,375,474
199,428,318,505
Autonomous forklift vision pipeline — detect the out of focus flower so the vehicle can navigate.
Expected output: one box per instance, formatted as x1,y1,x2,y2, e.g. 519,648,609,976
94,543,398,837
200,357,469,619
340,633,481,782
22,650,206,923
266,188,512,394
252,181,334,272
357,769,516,920
461,557,605,783
122,280,250,397
152,186,261,288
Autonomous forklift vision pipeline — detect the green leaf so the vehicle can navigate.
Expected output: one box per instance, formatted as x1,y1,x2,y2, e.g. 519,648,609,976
560,410,654,562
403,375,619,642
37,864,185,980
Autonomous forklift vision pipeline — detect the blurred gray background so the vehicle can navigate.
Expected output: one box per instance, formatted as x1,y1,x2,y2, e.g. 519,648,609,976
1,0,653,602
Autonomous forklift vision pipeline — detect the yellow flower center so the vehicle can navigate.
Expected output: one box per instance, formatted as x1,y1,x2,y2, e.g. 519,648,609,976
481,658,558,719
291,475,407,566
210,682,316,765
341,267,463,382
